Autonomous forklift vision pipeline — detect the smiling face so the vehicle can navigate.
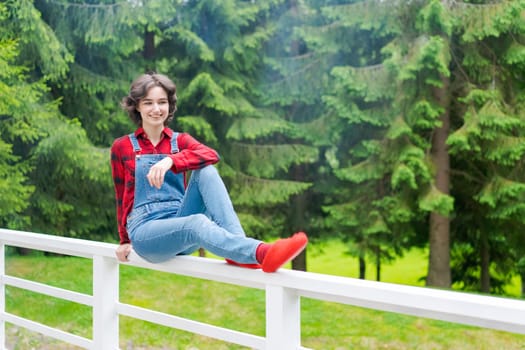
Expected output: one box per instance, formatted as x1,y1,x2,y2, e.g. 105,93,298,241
122,73,178,127
136,86,170,129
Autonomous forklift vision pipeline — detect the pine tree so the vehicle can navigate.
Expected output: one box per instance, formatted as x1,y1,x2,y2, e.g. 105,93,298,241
21,0,322,252
159,0,320,263
446,0,525,293
313,0,428,280
34,0,180,145
235,0,325,270
319,0,525,292
5,0,525,292
0,1,66,229
3,0,117,239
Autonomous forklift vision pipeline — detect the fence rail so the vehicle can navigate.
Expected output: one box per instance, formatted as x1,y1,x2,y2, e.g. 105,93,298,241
1,228,524,349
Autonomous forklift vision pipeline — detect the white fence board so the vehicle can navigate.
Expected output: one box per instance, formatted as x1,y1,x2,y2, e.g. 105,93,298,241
0,228,524,350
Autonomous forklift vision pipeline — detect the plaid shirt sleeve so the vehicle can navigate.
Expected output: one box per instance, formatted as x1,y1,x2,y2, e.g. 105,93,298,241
110,136,132,245
168,133,220,172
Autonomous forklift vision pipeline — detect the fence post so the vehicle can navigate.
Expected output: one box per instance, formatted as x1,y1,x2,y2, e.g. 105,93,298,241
0,244,4,350
265,284,301,350
92,255,119,350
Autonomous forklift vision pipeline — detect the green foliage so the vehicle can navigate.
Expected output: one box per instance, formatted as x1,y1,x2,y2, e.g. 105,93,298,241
417,0,452,36
465,93,525,162
322,202,359,228
0,140,34,228
363,210,390,235
419,185,454,215
0,43,57,142
176,116,218,145
336,159,383,183
3,0,525,292
386,115,412,139
485,135,525,166
504,41,525,68
447,124,476,153
169,27,215,62
398,35,450,86
0,2,64,229
29,119,114,239
320,0,401,37
451,230,518,295
327,65,394,127
375,195,415,224
180,73,238,114
318,0,525,290
392,164,418,190
229,143,318,178
446,0,525,292
261,54,327,105
477,176,525,218
229,174,312,206
408,99,444,129
224,25,274,69
33,0,175,146
226,117,296,140
8,0,73,80
452,1,525,43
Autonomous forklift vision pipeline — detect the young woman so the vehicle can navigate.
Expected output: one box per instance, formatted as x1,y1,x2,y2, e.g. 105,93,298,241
111,73,307,272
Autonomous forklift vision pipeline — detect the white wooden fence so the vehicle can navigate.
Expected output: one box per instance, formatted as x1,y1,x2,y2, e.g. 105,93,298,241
0,228,524,349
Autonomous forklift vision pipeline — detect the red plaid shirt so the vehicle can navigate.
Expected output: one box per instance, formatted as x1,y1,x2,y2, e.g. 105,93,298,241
110,127,220,244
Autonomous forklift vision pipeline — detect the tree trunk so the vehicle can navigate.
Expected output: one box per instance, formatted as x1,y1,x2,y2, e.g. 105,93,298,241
359,255,366,279
291,191,307,272
521,271,525,298
427,76,451,288
375,246,381,282
288,0,307,272
480,231,490,293
16,247,32,256
427,212,451,287
143,29,155,71
292,249,307,272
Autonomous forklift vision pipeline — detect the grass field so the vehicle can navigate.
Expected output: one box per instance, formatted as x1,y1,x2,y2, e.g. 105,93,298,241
4,241,525,350
307,240,522,297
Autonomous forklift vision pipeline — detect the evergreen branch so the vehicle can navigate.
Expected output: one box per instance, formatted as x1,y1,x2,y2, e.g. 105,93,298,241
450,169,484,185
445,0,507,9
263,55,322,86
44,0,126,9
233,171,283,183
450,46,471,85
478,41,498,90
354,63,384,72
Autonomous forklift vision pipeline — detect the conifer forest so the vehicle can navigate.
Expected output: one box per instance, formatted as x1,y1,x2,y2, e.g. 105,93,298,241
2,0,525,296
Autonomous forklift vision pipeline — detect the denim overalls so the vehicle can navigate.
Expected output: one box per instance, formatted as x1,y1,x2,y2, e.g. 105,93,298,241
126,133,260,264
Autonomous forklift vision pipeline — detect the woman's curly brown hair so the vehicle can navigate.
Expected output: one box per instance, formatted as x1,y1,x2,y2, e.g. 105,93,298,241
121,72,178,126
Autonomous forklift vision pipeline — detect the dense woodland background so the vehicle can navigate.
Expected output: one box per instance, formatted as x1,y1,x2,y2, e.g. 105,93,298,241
1,0,525,297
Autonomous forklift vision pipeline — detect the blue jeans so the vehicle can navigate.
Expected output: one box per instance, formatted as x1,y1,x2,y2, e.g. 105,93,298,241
127,165,261,264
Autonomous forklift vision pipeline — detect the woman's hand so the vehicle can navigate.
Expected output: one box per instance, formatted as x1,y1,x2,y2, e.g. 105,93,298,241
116,243,132,262
147,156,173,189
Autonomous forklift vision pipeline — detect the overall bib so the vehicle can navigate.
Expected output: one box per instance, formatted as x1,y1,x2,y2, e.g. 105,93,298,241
126,133,260,264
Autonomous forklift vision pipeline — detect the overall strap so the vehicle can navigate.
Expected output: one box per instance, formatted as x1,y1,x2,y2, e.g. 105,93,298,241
170,132,179,154
129,132,178,154
128,133,141,153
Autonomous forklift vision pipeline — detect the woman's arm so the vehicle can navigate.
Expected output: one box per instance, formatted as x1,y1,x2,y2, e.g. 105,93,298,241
168,133,220,173
110,139,131,245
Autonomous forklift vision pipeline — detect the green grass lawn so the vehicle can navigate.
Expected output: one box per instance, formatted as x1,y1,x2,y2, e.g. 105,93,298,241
4,241,525,349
